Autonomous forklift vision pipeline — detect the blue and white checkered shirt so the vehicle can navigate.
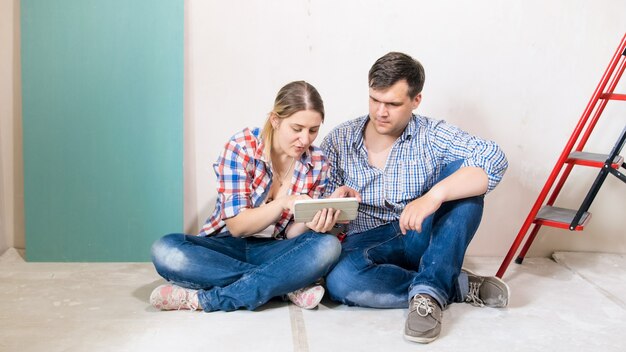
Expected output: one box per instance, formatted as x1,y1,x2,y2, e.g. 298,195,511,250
321,114,508,235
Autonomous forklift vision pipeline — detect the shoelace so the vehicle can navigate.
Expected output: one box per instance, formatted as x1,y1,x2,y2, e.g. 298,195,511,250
413,295,436,317
179,290,199,311
465,281,485,307
176,294,193,311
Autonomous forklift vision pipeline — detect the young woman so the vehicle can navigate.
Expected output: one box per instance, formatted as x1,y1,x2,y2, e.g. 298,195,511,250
149,81,342,312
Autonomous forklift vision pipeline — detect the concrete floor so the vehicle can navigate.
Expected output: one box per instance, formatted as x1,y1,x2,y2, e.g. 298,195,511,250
1,248,625,352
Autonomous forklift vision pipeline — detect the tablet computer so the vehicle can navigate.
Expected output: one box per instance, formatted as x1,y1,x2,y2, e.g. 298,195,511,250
293,197,359,223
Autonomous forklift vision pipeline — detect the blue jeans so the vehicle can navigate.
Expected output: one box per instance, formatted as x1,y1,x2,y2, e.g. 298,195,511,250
325,160,483,309
151,231,341,312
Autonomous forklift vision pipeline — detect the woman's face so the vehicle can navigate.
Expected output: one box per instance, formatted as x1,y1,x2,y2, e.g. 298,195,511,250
272,109,323,158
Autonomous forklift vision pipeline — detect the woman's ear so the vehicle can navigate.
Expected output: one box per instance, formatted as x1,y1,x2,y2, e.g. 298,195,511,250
270,113,280,129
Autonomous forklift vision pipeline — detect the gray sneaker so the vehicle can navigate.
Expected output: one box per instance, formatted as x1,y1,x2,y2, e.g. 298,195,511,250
462,268,510,308
404,294,443,344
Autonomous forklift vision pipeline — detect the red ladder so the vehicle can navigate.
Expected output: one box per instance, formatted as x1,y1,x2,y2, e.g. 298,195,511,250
497,33,626,278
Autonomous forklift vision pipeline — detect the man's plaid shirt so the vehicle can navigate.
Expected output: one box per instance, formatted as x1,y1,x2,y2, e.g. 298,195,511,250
321,114,508,235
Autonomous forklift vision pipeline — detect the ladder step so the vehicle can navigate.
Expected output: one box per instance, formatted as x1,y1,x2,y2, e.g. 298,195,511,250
534,206,591,230
600,93,626,101
566,151,624,168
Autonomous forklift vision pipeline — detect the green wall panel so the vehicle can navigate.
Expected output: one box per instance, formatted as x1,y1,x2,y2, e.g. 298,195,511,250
21,0,183,261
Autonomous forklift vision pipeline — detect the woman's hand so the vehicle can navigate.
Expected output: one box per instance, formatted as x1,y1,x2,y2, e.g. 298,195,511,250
305,208,341,233
281,194,312,212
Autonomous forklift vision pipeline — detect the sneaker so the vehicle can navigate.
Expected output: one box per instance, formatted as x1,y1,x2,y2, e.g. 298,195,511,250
462,268,510,308
286,284,325,309
150,284,201,311
404,294,443,344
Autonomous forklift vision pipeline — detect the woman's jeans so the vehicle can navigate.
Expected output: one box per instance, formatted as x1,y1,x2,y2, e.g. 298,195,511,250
325,160,484,309
151,231,341,312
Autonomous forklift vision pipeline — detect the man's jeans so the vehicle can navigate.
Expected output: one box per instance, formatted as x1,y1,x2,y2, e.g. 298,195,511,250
325,160,483,309
151,231,341,312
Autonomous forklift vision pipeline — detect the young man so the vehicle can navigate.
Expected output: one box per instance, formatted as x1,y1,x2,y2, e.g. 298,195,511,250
321,52,509,343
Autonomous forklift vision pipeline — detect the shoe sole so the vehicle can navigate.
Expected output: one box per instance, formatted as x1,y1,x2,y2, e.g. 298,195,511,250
462,267,511,308
404,333,438,344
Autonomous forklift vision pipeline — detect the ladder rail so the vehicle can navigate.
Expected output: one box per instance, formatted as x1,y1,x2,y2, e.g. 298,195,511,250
515,223,542,264
570,125,626,228
496,33,626,278
543,52,626,231
575,56,626,152
607,164,626,183
546,164,575,205
544,53,626,207
569,168,611,229
538,34,626,208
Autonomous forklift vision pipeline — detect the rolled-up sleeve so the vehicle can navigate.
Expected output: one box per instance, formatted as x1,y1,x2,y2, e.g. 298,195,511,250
432,120,508,193
311,159,329,199
320,132,343,198
213,140,253,219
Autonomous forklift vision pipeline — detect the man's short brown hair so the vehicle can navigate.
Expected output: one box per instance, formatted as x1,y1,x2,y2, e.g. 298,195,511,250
368,52,425,98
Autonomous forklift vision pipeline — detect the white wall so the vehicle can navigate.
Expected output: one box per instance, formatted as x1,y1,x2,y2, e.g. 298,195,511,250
4,1,625,258
0,0,24,255
186,0,626,257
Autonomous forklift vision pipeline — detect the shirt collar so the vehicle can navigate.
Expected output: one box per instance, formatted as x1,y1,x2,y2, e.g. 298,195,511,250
297,148,313,171
351,116,370,151
255,138,268,162
401,114,419,141
352,114,418,151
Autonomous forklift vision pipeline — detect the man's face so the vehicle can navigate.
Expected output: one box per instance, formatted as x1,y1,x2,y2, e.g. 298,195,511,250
368,79,421,138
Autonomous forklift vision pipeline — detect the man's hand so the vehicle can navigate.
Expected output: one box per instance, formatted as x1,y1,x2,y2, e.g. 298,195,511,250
399,192,444,234
329,186,362,202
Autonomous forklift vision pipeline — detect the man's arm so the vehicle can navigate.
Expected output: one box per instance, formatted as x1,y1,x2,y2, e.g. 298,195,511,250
399,166,487,234
320,133,342,198
321,131,362,201
431,119,508,193
399,118,507,235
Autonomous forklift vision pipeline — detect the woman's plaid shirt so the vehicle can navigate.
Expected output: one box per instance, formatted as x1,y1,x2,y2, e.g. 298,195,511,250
199,127,328,238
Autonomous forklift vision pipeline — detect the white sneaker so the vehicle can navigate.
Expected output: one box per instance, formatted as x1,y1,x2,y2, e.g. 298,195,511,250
149,284,201,311
286,285,325,309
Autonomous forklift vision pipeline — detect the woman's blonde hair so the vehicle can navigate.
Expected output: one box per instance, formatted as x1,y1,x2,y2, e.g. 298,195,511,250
261,81,325,158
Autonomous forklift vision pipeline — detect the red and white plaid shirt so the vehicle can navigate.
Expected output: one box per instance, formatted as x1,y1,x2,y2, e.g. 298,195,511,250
199,127,328,238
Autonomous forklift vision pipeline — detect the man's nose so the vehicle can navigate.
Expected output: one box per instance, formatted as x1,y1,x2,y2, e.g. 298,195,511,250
377,102,388,116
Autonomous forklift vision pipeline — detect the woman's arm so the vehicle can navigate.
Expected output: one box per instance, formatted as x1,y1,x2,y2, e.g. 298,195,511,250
223,200,284,237
224,194,308,237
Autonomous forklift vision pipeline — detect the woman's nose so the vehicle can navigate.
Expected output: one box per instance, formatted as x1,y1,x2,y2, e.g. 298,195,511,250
299,133,311,146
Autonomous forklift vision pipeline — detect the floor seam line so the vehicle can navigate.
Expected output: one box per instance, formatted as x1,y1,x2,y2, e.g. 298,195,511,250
552,253,626,311
288,303,310,352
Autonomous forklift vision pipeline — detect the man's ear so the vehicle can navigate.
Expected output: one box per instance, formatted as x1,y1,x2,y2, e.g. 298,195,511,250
412,93,422,110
